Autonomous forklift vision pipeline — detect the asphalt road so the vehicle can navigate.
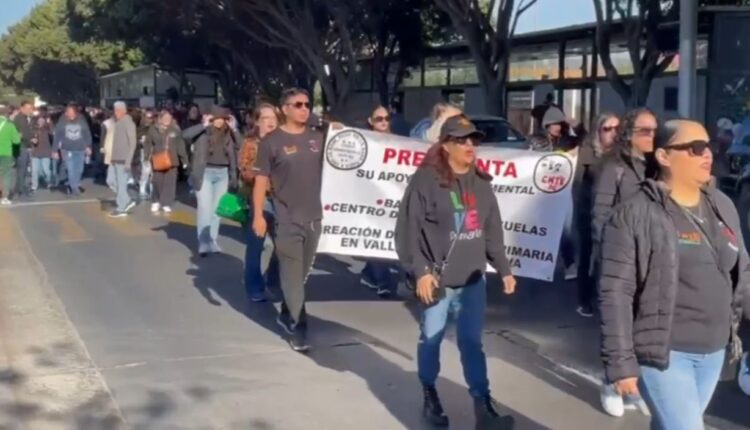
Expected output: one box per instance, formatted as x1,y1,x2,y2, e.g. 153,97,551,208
0,180,746,430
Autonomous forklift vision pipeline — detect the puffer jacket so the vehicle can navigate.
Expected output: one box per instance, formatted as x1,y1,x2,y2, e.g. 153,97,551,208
591,150,647,244
599,179,749,382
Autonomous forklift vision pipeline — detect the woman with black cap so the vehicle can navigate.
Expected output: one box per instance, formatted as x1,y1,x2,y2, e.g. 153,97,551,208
183,106,240,256
395,114,516,429
599,119,750,429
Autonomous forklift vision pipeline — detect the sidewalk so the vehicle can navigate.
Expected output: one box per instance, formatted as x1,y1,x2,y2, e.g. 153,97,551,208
0,209,124,429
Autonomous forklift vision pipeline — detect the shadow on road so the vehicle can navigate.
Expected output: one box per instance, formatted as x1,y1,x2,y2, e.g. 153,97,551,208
302,315,548,430
0,342,280,429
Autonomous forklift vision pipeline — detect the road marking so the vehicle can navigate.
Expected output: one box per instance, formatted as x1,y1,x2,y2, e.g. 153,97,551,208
83,202,155,237
43,207,93,243
0,198,101,208
169,209,197,227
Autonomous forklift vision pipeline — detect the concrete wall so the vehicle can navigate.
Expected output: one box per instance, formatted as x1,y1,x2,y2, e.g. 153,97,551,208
403,88,443,123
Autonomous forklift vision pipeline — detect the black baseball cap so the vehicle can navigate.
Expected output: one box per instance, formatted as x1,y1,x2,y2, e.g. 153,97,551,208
439,115,485,142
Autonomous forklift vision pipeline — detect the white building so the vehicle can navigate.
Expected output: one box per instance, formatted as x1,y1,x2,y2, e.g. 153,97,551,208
98,65,219,111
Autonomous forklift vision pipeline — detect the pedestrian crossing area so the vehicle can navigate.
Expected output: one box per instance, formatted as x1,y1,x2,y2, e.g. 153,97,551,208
2,199,206,244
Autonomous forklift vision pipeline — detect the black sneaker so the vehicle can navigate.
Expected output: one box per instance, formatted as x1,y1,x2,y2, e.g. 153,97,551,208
124,201,136,213
276,313,294,335
376,286,393,299
576,304,594,318
422,386,449,427
288,328,310,353
361,270,379,291
108,210,128,218
474,396,514,430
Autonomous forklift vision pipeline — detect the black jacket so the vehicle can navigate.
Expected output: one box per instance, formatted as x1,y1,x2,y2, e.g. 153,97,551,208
599,180,749,382
144,125,188,168
183,124,239,191
13,114,34,148
591,151,647,244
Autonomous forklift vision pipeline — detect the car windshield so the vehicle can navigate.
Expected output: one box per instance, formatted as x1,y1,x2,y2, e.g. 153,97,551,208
472,119,524,143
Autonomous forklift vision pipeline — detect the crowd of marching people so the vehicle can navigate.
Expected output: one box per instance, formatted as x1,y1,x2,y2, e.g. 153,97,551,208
1,91,750,430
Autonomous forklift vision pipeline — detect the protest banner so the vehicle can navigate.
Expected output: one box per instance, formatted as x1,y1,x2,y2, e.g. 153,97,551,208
319,127,576,282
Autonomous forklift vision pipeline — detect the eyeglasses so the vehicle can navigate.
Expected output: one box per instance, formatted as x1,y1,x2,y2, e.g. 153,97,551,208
451,137,480,147
633,127,657,137
287,101,310,109
665,140,711,157
372,115,391,123
601,125,618,133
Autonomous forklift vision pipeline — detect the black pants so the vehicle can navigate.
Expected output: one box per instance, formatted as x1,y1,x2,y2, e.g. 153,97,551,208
152,167,177,206
273,221,321,327
576,217,596,307
15,148,30,195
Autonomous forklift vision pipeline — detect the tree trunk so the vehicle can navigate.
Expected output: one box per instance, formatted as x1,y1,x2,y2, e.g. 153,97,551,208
481,77,506,117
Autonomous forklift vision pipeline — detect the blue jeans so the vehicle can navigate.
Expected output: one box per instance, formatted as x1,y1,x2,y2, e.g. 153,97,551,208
110,163,132,212
362,260,395,291
639,349,725,430
196,167,229,248
64,150,85,194
31,157,51,190
244,212,267,298
418,277,489,398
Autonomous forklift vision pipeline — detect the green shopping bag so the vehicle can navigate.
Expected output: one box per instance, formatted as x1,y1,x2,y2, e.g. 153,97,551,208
215,192,249,224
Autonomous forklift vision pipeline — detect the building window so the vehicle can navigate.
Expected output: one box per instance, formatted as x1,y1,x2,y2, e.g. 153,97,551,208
664,86,678,111
424,57,450,87
402,66,422,88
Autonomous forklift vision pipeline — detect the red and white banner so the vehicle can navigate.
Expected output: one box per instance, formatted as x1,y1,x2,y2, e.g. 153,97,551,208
319,127,576,282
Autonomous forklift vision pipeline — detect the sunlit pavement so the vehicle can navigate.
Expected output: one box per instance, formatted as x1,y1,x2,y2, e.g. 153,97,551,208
0,180,745,429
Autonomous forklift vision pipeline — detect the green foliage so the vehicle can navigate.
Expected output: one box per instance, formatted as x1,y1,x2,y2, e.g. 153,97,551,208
0,0,142,104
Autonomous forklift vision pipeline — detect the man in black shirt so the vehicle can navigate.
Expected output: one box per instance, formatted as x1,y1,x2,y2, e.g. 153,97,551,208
252,88,324,352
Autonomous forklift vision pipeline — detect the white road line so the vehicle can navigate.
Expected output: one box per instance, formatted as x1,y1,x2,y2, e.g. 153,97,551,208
0,198,102,208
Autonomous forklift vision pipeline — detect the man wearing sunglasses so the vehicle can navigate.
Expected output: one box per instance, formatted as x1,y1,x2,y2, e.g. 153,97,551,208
252,88,324,353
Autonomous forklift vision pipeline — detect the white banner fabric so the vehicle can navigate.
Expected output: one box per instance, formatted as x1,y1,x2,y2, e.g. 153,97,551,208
318,127,576,282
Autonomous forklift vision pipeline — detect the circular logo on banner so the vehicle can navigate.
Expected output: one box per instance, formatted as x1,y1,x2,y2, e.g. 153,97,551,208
532,154,574,194
326,130,368,170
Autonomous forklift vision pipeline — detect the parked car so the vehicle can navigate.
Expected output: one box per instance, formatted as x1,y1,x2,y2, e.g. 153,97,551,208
409,114,528,149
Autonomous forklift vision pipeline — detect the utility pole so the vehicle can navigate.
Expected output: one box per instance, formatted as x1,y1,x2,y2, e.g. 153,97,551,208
678,0,698,119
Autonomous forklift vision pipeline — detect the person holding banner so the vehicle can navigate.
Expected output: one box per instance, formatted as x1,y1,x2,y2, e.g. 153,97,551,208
395,114,516,429
252,88,324,353
359,105,401,298
599,120,749,430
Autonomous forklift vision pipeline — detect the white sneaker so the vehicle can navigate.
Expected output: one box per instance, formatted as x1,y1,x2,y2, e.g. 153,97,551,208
162,206,172,214
740,352,750,396
0,198,11,206
600,383,625,417
151,203,160,213
209,242,223,254
198,243,210,256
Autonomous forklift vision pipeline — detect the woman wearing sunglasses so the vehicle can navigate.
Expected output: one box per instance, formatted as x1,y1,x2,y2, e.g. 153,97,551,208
358,105,402,298
574,112,620,318
395,114,516,429
599,120,750,429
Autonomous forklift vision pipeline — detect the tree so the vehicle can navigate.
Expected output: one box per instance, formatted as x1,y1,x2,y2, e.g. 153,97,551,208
593,0,678,108
0,0,141,104
69,0,303,105
228,0,362,115
435,0,538,116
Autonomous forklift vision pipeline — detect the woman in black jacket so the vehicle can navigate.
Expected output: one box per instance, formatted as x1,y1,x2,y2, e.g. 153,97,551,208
183,106,240,256
395,115,516,429
599,120,750,429
574,112,619,318
591,108,658,247
144,110,188,214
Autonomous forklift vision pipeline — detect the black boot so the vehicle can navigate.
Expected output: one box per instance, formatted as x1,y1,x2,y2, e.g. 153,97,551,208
422,386,449,427
474,396,514,430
